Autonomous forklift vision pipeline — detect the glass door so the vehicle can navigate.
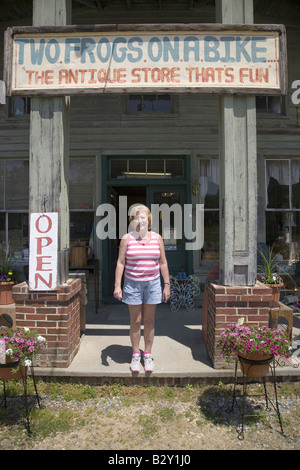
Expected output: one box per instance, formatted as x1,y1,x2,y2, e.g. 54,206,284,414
146,186,190,276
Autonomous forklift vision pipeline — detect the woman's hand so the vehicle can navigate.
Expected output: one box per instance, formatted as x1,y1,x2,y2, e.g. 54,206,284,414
163,284,170,303
113,286,122,301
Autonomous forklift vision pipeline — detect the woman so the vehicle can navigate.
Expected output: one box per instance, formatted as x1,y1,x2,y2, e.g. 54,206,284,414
113,204,170,373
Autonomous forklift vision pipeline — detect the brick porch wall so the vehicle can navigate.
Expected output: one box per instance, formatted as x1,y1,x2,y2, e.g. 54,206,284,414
12,278,81,368
206,280,273,369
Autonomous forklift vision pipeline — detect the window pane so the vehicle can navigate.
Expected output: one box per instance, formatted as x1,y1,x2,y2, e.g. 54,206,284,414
70,212,94,244
128,159,146,176
143,95,156,112
110,159,128,179
128,95,143,112
292,212,300,262
155,95,171,112
0,214,5,259
292,160,300,209
147,159,164,177
201,212,219,259
12,97,30,115
256,96,281,114
265,211,300,266
266,160,289,209
256,96,268,112
166,159,184,178
69,158,94,210
199,159,219,208
0,161,4,210
5,160,29,210
8,213,29,259
268,96,281,114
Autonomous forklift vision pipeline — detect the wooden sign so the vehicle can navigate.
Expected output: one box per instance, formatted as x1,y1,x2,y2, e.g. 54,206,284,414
29,213,58,291
4,23,287,95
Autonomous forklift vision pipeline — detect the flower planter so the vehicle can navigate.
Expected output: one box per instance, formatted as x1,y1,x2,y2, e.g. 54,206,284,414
238,353,273,378
265,282,284,304
0,282,15,305
0,357,27,381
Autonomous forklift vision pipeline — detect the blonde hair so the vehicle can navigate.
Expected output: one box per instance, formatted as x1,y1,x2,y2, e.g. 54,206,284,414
129,204,152,228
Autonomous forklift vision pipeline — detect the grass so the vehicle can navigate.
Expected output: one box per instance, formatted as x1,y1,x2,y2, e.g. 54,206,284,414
0,379,299,449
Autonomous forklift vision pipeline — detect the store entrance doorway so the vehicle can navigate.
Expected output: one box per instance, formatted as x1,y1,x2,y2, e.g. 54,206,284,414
102,184,190,301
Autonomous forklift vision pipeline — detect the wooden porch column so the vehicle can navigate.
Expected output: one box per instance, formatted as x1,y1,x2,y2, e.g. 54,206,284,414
216,0,257,286
29,0,71,286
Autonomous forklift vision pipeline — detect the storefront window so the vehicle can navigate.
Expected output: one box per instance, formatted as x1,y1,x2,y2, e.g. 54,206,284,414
0,160,29,262
69,158,95,247
7,213,29,260
265,159,300,266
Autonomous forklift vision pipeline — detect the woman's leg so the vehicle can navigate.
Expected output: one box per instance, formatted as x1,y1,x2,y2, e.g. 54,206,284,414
142,303,157,353
128,304,143,352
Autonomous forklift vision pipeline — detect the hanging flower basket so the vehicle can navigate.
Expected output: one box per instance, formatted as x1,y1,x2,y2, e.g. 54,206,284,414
0,281,15,305
0,357,27,381
238,352,273,378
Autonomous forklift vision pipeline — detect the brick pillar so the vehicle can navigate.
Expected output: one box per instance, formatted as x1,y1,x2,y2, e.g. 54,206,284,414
206,281,273,369
12,278,81,368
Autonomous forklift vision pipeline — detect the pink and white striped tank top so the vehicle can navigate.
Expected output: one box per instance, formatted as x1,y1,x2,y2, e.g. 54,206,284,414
125,231,161,281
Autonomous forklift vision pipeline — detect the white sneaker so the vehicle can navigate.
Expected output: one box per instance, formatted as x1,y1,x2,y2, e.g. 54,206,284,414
144,353,154,372
130,352,141,372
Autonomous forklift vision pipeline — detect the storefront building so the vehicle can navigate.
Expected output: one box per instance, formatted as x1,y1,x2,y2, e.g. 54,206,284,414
1,0,300,368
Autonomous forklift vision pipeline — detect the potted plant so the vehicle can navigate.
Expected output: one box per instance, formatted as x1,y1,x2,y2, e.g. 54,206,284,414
219,318,292,377
0,326,47,380
257,244,285,303
0,248,16,305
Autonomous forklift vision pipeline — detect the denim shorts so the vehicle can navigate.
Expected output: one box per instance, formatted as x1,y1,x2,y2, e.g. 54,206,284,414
122,276,162,305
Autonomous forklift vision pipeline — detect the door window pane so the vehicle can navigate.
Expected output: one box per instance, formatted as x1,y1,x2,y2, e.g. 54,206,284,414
151,191,182,249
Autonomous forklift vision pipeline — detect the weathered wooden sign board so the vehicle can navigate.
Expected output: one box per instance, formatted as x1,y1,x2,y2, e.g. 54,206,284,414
4,23,287,95
29,213,58,291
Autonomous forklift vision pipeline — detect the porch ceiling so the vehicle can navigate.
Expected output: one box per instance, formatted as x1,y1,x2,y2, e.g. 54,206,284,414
1,0,300,25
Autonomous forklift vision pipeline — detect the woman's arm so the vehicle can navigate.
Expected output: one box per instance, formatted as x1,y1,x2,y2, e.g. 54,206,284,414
158,234,170,303
113,235,128,301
